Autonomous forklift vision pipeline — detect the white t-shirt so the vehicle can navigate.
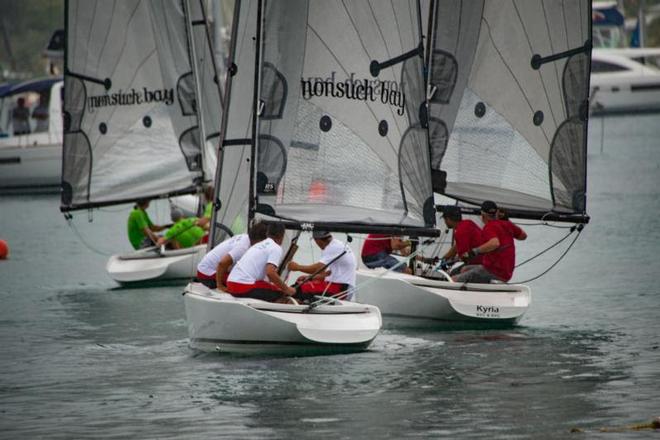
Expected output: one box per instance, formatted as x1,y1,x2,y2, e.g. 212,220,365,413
197,234,250,276
320,239,356,287
227,237,283,284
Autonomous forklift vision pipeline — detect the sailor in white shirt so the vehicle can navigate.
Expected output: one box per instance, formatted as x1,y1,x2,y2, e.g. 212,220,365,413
195,222,267,289
287,230,356,301
226,223,296,301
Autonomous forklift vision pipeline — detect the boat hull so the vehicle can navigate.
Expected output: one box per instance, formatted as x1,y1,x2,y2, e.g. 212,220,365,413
355,269,530,326
183,282,382,354
0,142,61,191
106,245,206,284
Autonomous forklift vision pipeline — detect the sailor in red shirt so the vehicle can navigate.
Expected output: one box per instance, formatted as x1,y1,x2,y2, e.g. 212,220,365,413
361,234,412,274
454,201,527,283
440,205,483,266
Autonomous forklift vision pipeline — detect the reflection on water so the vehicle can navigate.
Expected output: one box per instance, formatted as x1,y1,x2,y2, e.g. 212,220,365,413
1,114,660,438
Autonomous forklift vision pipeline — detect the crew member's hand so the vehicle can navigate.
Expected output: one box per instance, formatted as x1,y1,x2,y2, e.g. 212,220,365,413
287,261,298,271
217,284,227,293
156,237,167,246
285,286,296,296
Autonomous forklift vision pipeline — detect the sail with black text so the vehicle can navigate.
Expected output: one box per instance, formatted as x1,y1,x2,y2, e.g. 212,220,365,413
61,0,217,211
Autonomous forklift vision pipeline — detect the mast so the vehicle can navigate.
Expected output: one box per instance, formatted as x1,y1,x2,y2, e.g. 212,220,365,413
182,0,209,188
208,0,242,247
248,0,264,225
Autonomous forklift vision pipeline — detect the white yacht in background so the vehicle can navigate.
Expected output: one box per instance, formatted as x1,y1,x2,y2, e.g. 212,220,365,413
0,77,63,192
590,48,660,115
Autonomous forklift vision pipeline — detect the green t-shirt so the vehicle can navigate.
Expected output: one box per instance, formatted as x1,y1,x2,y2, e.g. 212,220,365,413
165,217,205,248
203,202,213,219
127,208,154,249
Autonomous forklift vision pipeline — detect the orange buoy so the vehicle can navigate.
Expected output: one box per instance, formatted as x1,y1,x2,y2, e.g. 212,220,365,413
0,239,8,260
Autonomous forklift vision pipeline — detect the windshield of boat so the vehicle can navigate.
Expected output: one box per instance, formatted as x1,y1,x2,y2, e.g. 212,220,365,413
0,88,51,137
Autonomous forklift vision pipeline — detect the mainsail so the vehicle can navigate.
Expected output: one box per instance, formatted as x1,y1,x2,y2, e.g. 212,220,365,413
427,0,591,222
245,0,436,232
61,0,219,211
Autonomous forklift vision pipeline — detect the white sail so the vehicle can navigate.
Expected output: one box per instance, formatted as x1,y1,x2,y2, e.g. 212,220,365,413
428,0,591,220
62,0,209,210
254,0,435,229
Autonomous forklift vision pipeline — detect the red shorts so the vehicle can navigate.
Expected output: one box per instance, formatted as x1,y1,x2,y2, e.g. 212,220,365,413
297,280,347,299
226,280,282,295
196,271,228,283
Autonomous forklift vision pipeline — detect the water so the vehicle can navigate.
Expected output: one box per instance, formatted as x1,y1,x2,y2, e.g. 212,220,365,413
1,114,660,438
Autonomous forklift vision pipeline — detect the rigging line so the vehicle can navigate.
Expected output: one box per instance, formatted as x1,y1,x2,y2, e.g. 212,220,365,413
480,17,552,146
389,0,405,64
455,1,463,53
515,226,575,268
343,0,405,139
66,218,114,257
513,1,559,133
306,25,398,156
510,228,582,284
93,0,118,76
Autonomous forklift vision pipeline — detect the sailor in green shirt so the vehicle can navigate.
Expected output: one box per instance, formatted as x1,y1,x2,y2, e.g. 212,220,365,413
127,199,166,249
156,208,206,249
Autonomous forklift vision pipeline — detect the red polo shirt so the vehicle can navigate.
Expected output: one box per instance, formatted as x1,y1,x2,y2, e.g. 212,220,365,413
481,220,524,282
361,234,392,257
454,220,483,265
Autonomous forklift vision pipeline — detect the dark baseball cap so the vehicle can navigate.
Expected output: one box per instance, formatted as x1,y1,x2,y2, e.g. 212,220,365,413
480,200,498,215
312,230,331,239
441,205,462,221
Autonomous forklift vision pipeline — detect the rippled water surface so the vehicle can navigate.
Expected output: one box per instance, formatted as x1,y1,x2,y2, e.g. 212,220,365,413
1,114,659,438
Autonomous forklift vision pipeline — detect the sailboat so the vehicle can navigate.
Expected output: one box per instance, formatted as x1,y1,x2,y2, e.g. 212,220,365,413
61,0,223,285
184,0,442,352
355,0,592,325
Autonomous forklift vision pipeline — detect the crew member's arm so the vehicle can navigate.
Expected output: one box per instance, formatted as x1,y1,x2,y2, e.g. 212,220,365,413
266,264,296,296
288,261,330,280
391,237,412,256
215,254,234,292
514,226,527,241
462,237,499,262
442,244,457,260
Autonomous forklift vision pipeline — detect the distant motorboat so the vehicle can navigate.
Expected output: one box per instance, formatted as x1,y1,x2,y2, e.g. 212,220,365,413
590,48,660,115
0,77,63,192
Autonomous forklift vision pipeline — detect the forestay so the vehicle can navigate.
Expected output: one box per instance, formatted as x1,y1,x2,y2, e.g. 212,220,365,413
254,0,435,229
62,0,212,211
427,0,591,220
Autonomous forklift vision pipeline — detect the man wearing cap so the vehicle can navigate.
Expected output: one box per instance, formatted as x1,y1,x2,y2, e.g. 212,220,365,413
454,200,527,283
195,222,268,290
226,223,296,301
287,231,357,301
439,205,484,267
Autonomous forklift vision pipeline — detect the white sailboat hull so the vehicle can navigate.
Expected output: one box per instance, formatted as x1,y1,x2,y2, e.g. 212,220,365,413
183,282,382,354
355,269,530,325
106,245,206,284
0,142,61,191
